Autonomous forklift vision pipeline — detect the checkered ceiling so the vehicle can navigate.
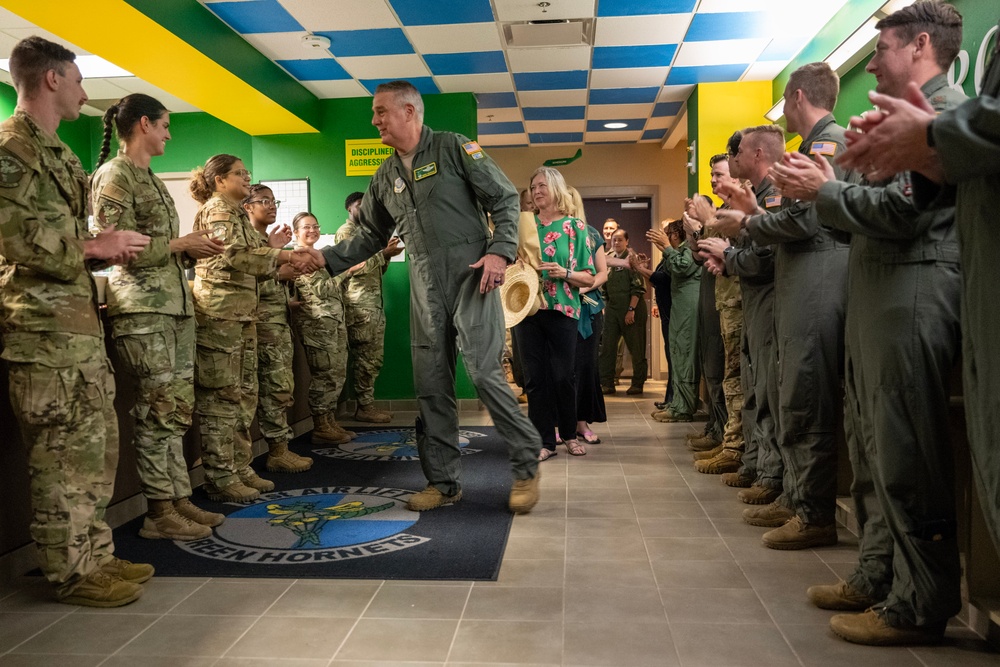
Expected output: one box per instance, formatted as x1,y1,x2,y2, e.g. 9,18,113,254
200,0,851,147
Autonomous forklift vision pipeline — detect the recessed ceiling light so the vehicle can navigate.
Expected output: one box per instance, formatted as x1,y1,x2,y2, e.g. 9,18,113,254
0,54,132,78
604,122,628,129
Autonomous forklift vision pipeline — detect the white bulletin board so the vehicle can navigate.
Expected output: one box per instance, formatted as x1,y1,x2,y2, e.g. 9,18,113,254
260,178,310,230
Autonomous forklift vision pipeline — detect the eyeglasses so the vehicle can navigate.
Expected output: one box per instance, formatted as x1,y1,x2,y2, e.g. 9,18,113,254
249,198,281,207
298,225,320,231
230,169,252,179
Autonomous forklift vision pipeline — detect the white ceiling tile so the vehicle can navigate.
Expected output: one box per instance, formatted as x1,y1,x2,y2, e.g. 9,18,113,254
436,72,514,94
0,8,36,30
518,89,588,107
657,85,695,102
81,79,131,100
338,53,430,79
644,115,673,130
673,39,769,68
478,107,523,123
696,0,792,12
0,31,23,56
280,0,401,31
494,0,596,22
595,15,692,47
585,130,642,142
587,103,653,120
524,119,585,133
743,60,790,82
478,132,528,146
507,45,591,73
79,105,104,117
241,31,322,61
113,78,200,113
2,27,89,55
300,79,370,98
406,23,503,54
589,67,668,89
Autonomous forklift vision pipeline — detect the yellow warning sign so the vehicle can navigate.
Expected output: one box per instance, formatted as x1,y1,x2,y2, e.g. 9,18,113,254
345,139,394,176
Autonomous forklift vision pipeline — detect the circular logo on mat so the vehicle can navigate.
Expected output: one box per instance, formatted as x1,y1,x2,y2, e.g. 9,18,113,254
314,428,486,461
177,486,429,564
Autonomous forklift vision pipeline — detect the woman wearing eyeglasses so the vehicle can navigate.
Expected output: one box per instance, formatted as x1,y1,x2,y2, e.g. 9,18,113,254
242,184,314,475
189,155,322,503
91,94,227,540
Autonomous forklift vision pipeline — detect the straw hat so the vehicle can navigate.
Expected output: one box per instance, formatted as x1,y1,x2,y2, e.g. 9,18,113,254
500,261,540,328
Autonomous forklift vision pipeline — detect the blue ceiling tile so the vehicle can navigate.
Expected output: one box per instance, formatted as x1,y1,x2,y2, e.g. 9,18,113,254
476,92,518,108
362,77,440,95
589,87,659,105
652,101,683,117
523,106,586,121
666,64,749,85
317,29,414,57
529,132,584,144
276,58,351,81
597,0,697,17
684,12,771,42
592,44,677,69
425,51,508,76
642,128,667,140
478,121,525,134
205,0,303,34
389,0,495,26
587,118,645,132
514,70,589,91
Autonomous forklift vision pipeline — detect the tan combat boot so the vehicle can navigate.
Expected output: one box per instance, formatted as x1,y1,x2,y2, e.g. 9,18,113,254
509,468,540,514
738,484,781,505
830,608,946,646
692,443,725,461
694,448,741,474
267,442,313,473
59,570,143,608
312,413,352,445
174,497,225,527
205,480,260,503
407,486,462,511
742,501,795,527
762,515,838,550
139,500,211,541
239,469,275,492
100,557,155,584
721,471,753,488
807,580,878,611
355,402,392,423
687,433,721,451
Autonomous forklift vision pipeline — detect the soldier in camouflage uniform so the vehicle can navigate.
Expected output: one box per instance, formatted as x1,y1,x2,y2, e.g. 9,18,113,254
335,192,402,423
0,37,154,607
292,212,356,445
242,184,312,473
91,93,227,542
190,155,324,503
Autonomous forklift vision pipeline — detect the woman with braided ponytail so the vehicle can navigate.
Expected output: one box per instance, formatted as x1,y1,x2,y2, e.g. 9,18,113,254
91,94,227,540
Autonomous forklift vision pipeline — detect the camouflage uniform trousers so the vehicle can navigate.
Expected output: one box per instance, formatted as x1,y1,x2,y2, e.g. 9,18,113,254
194,315,257,489
112,313,195,501
345,305,385,406
719,305,745,453
7,344,119,596
299,316,348,417
256,322,294,445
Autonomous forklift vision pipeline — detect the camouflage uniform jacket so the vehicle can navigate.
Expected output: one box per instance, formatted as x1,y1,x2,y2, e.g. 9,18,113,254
295,266,345,321
91,152,194,317
193,194,280,322
334,218,386,309
0,110,102,364
253,228,290,326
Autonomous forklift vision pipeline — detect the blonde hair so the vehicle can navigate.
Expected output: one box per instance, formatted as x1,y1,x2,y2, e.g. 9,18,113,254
567,186,587,223
529,166,573,217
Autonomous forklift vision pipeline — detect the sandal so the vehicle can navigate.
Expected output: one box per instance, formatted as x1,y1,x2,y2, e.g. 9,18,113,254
565,439,587,456
538,448,557,461
577,430,601,445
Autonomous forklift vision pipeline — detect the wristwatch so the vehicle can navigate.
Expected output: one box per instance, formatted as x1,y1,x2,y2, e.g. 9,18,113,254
926,119,936,148
627,306,636,312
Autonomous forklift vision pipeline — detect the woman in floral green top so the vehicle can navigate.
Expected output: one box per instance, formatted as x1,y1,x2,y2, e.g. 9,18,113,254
514,167,596,460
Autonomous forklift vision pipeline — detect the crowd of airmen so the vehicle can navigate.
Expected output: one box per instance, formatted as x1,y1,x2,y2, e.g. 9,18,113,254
0,36,397,608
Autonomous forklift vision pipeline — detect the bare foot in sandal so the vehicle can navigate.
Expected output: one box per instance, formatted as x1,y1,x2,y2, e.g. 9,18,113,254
577,430,601,445
539,448,557,461
565,439,587,456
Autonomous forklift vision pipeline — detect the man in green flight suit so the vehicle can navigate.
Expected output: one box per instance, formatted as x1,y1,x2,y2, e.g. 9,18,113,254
320,80,542,514
599,229,648,396
0,36,153,606
770,1,970,645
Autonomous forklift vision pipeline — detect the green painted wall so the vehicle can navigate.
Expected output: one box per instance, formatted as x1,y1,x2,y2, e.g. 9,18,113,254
686,87,699,197
149,111,254,174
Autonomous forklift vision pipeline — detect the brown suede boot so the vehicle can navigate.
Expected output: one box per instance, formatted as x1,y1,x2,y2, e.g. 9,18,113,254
762,516,838,550
721,471,753,488
174,497,225,527
355,402,392,423
139,499,211,541
830,608,946,646
694,448,741,473
267,442,313,473
312,413,352,445
692,443,725,461
238,469,275,492
807,580,879,611
738,484,781,505
204,480,260,503
59,570,143,608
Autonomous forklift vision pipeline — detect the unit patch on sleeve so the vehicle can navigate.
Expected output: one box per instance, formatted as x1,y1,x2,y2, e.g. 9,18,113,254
413,162,437,181
0,155,26,188
810,141,837,157
462,141,485,160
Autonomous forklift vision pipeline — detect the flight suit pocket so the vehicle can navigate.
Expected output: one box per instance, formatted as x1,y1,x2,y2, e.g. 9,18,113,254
778,335,817,435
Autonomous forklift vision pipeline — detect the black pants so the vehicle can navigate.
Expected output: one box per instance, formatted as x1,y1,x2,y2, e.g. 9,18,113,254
576,310,606,425
515,310,579,451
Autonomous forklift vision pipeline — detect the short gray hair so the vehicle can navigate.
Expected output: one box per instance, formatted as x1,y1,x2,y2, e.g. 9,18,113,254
375,80,424,121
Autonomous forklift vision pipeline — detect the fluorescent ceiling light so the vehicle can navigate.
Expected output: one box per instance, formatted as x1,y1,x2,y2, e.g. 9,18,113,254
764,98,785,122
0,54,132,79
825,17,880,72
604,122,628,129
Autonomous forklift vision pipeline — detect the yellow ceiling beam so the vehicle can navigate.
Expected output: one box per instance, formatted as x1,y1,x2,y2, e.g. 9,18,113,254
3,0,318,135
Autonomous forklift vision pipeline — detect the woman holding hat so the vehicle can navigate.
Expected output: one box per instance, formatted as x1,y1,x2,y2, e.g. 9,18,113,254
514,167,596,460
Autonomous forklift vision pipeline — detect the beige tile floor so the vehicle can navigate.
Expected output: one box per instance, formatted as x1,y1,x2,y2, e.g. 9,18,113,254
1,383,998,666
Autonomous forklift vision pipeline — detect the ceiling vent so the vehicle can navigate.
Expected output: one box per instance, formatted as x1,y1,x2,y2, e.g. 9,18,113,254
503,19,594,48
